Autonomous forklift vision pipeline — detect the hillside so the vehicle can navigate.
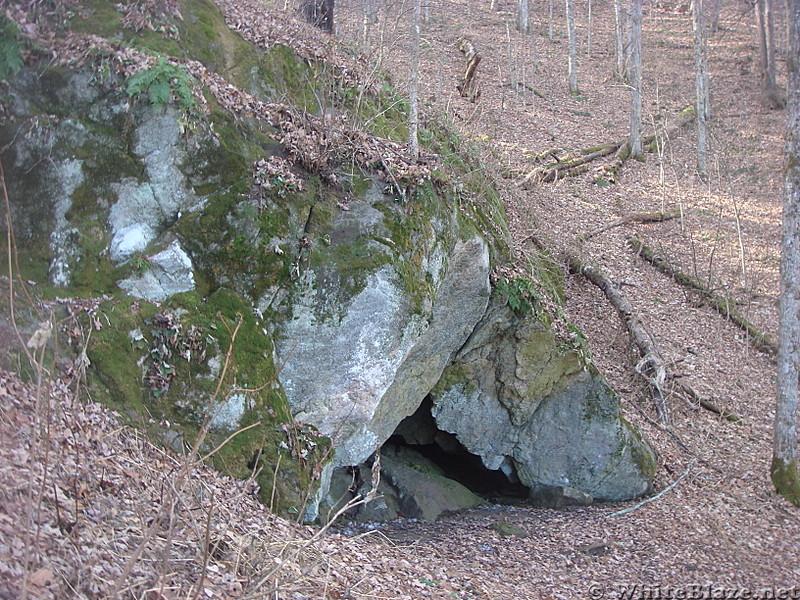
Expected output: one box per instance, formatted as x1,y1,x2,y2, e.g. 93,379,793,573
1,0,799,598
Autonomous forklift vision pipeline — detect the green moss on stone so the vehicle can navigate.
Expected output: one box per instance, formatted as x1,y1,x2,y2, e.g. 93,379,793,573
88,298,160,416
256,44,319,110
581,381,619,422
620,415,657,479
430,364,479,398
517,329,582,402
347,173,372,199
87,288,329,515
174,105,299,301
66,0,123,38
771,458,800,506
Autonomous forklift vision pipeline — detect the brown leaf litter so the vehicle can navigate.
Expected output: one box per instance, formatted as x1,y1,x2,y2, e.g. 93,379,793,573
3,0,800,597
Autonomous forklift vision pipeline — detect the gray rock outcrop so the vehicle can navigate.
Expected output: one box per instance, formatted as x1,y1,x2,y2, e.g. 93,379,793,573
429,299,656,501
1,7,657,524
275,190,491,470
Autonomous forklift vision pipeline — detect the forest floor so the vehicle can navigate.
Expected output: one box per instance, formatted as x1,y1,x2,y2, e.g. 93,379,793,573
2,0,800,598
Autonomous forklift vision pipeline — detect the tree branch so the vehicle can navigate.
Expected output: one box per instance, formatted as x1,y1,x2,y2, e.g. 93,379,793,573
627,237,777,357
606,459,696,518
515,107,695,187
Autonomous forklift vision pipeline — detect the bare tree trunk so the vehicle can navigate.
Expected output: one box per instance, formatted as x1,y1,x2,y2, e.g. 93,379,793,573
548,0,555,40
587,0,593,57
710,0,722,32
772,0,800,507
518,0,530,32
767,0,778,90
694,0,710,177
567,0,578,93
362,0,378,45
757,0,769,75
409,0,421,157
628,0,643,156
614,0,626,77
757,0,783,107
302,0,335,32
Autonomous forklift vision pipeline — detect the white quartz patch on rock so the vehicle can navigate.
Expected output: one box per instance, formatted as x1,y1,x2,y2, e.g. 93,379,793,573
118,241,195,302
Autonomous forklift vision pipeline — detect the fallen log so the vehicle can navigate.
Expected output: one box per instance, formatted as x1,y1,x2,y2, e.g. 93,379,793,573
567,255,670,424
517,142,622,186
671,379,742,422
457,37,481,101
579,209,681,242
627,237,777,357
516,107,696,187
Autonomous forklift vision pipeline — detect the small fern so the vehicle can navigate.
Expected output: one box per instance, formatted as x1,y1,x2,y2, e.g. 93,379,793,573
494,276,542,316
0,16,24,81
126,56,196,110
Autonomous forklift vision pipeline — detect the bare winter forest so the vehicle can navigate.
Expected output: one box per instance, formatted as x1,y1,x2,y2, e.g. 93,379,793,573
1,0,800,597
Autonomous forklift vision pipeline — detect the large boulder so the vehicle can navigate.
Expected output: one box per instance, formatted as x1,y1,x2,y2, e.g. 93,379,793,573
271,180,492,520
429,299,656,501
275,209,491,468
380,451,485,521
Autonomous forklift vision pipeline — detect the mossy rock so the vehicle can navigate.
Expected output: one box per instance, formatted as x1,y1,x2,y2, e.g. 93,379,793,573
86,287,329,514
491,521,529,537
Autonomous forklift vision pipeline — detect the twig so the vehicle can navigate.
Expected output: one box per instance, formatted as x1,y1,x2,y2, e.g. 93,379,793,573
197,421,262,464
1,160,37,367
242,446,383,600
579,209,681,242
110,315,243,597
607,459,696,518
190,491,215,600
270,453,282,513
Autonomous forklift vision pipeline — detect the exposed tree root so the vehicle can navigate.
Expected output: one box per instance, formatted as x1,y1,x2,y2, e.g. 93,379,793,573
514,107,695,187
627,237,778,357
567,254,671,424
579,209,681,242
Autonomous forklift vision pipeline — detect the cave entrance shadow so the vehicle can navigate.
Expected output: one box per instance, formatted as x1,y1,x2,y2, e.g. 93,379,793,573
389,396,529,501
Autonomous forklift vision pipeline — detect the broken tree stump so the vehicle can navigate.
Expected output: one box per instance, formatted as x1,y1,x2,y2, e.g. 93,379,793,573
457,37,481,101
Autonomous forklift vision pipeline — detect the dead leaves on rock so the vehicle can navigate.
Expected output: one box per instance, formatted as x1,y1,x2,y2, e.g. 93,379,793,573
15,1,436,191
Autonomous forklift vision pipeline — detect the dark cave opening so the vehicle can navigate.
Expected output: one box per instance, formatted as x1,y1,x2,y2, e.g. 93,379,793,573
389,397,529,500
